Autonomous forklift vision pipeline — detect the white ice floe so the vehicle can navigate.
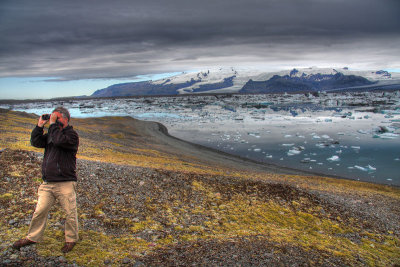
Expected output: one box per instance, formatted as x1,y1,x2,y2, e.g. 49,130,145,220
373,133,399,139
327,155,340,162
282,143,295,146
354,165,367,171
284,135,292,138
351,146,361,150
254,148,261,152
316,143,327,148
357,130,368,134
354,165,376,172
321,135,330,139
312,135,321,139
287,147,302,156
367,165,376,171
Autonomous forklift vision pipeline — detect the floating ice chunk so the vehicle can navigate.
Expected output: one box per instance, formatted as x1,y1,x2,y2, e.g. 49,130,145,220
354,165,368,171
395,158,400,161
373,133,399,139
325,118,332,122
248,132,261,138
357,130,368,134
284,135,292,138
351,146,361,150
367,165,376,171
265,155,273,158
313,135,321,139
335,150,342,154
287,147,302,156
316,143,327,148
327,155,340,162
282,143,295,146
254,148,261,152
321,135,330,139
387,178,393,181
337,132,345,135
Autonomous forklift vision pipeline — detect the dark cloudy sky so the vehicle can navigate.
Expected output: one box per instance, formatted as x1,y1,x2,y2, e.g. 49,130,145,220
0,0,399,98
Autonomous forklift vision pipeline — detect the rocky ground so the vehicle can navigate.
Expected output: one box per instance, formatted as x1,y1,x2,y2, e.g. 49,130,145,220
0,109,399,266
1,149,400,266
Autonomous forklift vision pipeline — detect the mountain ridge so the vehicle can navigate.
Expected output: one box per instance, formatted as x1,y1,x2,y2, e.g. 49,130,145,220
91,67,400,97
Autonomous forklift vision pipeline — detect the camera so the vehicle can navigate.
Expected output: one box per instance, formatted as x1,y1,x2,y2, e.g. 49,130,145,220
41,114,50,120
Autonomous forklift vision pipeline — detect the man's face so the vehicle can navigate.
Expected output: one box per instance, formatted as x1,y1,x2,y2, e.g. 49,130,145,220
53,111,68,128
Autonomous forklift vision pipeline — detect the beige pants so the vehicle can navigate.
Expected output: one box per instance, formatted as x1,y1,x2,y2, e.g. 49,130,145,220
27,181,79,243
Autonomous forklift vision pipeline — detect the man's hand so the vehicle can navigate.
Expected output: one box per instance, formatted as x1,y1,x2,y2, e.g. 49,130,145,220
38,115,48,127
49,112,58,125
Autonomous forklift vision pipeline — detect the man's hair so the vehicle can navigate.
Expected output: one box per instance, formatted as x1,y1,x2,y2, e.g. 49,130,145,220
52,106,71,122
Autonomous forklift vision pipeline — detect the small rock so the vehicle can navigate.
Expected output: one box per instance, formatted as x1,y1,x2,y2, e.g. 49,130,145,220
8,219,17,225
133,261,145,267
122,257,131,264
57,256,67,263
10,254,18,260
2,259,12,265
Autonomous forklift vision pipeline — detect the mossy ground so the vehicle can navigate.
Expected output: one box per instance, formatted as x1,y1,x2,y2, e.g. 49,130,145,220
1,109,400,266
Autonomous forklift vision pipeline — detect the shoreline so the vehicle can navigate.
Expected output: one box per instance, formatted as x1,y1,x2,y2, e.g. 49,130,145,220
140,118,400,188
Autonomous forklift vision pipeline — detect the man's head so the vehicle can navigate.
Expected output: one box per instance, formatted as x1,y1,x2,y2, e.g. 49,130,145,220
52,107,70,128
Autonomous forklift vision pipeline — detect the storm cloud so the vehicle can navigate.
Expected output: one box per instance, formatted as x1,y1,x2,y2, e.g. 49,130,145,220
1,0,399,80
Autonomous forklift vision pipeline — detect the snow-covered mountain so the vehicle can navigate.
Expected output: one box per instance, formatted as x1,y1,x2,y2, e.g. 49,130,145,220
91,67,400,97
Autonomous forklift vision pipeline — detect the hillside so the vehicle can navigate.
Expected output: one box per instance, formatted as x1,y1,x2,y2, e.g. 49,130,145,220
0,109,400,266
90,67,400,97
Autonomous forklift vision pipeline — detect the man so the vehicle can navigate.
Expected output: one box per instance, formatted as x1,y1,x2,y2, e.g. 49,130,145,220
13,107,79,253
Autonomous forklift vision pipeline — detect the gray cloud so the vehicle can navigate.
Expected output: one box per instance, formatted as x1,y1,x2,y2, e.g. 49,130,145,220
0,0,399,80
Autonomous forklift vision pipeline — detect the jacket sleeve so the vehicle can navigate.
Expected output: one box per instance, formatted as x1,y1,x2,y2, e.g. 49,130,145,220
49,124,79,150
31,126,47,148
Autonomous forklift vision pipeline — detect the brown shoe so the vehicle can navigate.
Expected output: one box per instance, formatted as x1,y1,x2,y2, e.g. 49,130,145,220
12,238,36,250
61,242,76,253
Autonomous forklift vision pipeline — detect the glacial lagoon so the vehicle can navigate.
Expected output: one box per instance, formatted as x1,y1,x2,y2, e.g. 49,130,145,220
4,91,400,186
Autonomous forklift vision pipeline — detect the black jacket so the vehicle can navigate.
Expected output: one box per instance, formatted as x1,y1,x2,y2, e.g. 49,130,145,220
31,123,79,182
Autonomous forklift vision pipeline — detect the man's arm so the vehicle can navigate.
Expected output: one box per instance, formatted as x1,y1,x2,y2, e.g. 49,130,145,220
31,126,47,148
30,116,48,148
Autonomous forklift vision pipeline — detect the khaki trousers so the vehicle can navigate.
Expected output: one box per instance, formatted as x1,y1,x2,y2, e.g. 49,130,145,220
27,181,79,243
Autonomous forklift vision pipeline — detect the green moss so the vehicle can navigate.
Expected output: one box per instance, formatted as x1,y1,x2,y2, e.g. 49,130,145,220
0,193,14,201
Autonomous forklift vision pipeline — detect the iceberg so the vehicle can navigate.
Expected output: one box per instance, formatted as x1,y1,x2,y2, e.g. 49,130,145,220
354,165,368,171
327,155,340,162
367,165,376,171
282,143,295,146
354,165,376,172
287,148,302,156
373,133,399,139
